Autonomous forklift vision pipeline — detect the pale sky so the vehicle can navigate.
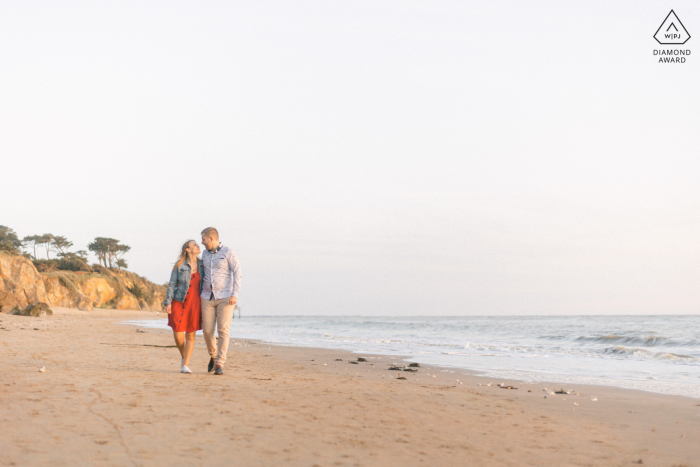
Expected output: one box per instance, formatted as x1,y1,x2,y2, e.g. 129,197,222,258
1,1,698,315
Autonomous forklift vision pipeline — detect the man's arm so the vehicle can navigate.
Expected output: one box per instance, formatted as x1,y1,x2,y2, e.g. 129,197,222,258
227,250,242,306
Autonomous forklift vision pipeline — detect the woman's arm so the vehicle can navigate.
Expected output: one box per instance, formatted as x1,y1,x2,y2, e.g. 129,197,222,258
163,268,178,312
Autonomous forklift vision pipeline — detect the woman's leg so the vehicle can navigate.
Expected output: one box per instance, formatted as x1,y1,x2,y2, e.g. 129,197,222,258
183,332,196,367
173,331,185,358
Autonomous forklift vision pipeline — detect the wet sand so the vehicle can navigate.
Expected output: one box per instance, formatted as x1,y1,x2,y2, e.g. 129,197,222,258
0,307,698,466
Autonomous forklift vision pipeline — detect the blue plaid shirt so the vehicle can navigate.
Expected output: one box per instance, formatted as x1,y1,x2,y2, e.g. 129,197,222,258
200,244,242,300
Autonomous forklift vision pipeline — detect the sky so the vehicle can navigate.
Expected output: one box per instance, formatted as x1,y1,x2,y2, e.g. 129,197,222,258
1,1,698,315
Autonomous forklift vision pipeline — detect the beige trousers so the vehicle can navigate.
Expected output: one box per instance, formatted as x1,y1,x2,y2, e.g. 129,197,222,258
201,298,235,367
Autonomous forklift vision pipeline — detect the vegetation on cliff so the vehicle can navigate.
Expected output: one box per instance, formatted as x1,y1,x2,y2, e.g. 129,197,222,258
2,225,130,272
23,234,89,270
0,226,23,254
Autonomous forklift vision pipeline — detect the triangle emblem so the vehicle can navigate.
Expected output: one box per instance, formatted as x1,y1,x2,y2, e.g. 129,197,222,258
654,10,691,44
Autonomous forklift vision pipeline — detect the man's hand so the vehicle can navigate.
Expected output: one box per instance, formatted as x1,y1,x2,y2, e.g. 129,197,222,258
165,304,172,314
228,296,238,306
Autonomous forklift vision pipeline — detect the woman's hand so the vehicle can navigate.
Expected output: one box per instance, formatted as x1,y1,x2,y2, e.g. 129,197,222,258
165,304,172,314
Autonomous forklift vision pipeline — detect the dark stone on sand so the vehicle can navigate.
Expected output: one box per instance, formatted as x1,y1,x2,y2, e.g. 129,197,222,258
357,357,367,362
12,302,52,317
408,363,420,367
388,365,417,372
350,361,359,364
335,359,343,361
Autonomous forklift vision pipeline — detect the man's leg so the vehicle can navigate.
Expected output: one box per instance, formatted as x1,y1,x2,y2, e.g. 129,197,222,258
201,299,218,361
214,300,235,368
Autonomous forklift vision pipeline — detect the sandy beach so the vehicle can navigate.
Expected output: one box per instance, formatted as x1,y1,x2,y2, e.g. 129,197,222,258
1,308,698,467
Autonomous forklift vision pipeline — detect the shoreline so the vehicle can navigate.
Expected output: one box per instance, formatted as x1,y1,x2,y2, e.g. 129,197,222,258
1,307,698,466
123,314,700,401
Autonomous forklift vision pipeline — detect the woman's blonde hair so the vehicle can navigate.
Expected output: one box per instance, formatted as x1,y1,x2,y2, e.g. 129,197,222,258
174,240,196,270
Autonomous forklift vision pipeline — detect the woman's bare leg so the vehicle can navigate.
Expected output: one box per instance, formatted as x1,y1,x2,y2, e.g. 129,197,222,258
183,332,196,366
173,331,185,359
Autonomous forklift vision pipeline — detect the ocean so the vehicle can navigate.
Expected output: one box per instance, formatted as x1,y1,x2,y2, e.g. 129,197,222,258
124,315,700,398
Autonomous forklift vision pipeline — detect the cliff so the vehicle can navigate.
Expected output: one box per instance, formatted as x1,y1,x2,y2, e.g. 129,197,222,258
0,252,50,311
0,252,166,312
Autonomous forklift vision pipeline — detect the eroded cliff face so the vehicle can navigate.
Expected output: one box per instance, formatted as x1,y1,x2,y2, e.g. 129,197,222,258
0,252,165,312
0,253,49,312
42,274,94,310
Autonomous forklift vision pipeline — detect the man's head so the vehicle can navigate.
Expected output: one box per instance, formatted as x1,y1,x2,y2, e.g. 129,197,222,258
201,227,220,251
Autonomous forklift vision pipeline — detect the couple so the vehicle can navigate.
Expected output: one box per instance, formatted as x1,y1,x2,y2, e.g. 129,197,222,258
162,227,242,375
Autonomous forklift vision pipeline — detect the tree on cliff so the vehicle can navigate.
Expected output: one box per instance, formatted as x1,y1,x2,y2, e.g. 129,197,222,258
113,244,130,269
74,250,89,262
0,226,22,254
51,236,73,256
36,233,55,259
88,238,109,266
88,237,130,268
22,234,42,259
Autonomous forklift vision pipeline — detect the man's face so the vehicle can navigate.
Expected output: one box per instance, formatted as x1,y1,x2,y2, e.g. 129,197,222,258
201,235,216,250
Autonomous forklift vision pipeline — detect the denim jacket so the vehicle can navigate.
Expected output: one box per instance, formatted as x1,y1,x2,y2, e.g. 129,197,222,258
163,259,204,307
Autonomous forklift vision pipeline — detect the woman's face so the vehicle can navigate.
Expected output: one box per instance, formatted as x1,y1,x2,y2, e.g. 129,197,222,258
186,241,201,256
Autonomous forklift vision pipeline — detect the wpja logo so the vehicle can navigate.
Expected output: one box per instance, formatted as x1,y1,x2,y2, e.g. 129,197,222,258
653,10,691,63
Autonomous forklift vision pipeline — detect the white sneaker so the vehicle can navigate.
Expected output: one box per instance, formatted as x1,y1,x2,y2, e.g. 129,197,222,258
181,365,192,374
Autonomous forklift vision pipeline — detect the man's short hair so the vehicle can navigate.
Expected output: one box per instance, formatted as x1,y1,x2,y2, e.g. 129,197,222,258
201,227,219,239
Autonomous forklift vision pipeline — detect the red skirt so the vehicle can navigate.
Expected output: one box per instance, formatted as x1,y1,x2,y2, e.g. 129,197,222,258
168,272,202,333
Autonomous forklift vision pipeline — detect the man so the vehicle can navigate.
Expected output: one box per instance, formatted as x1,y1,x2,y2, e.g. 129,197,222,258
200,227,242,375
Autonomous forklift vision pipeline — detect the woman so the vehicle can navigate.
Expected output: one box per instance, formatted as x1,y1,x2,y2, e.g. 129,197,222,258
163,240,204,374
